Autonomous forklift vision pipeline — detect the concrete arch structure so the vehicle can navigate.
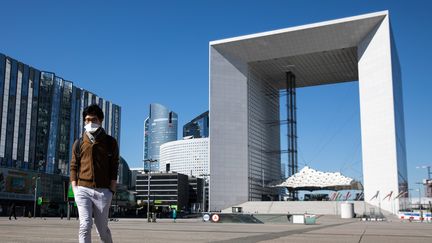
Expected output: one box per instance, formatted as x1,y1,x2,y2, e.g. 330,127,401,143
209,11,408,214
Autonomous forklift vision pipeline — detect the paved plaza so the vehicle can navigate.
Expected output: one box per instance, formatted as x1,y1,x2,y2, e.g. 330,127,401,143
0,216,431,242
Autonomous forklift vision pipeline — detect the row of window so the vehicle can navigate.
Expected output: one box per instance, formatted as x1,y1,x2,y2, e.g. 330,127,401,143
0,54,121,174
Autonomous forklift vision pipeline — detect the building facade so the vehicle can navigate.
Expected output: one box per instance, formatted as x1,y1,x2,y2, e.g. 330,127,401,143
209,11,408,213
159,137,209,211
0,53,121,210
159,137,209,178
188,177,205,212
183,111,209,138
425,180,432,198
129,168,144,190
0,53,121,175
135,172,191,212
117,157,131,189
143,103,177,172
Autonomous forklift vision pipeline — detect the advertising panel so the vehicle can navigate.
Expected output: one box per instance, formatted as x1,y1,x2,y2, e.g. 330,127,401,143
0,168,36,201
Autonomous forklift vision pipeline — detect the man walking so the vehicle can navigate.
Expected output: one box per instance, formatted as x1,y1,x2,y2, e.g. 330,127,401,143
70,104,119,243
172,208,177,223
9,202,16,220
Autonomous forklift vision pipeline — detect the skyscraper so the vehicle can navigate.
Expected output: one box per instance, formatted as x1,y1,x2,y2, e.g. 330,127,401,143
183,111,209,138
0,53,121,176
143,103,177,172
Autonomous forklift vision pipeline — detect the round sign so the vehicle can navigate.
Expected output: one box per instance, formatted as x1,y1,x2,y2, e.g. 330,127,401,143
211,214,220,222
203,214,210,222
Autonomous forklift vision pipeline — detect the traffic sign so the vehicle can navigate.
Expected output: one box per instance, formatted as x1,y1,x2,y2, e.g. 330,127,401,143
203,213,210,222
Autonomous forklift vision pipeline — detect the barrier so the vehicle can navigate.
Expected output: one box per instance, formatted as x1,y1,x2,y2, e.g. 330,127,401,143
398,211,432,222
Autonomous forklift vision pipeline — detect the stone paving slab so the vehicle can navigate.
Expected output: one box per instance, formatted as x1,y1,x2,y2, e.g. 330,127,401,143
0,216,431,242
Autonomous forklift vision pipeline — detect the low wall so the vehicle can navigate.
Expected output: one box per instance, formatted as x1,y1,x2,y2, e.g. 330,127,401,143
222,201,392,216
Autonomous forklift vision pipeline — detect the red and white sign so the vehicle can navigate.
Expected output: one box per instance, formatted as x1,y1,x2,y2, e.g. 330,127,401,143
211,214,220,222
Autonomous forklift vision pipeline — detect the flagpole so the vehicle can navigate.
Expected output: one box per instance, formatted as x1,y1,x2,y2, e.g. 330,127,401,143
378,192,382,216
363,195,366,218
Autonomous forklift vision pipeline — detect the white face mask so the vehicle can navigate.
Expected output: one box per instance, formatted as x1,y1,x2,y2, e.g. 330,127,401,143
84,123,100,133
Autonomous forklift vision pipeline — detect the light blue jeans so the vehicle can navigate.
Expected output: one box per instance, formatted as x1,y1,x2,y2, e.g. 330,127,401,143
75,186,113,243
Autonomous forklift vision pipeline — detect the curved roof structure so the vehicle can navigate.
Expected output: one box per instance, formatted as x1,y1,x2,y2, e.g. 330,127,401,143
210,11,388,88
275,166,362,191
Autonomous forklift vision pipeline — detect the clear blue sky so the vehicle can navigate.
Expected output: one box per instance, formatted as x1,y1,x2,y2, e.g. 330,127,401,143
1,1,431,193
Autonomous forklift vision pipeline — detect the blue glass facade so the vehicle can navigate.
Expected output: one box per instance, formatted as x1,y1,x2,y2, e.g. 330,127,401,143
57,81,73,175
17,64,29,168
35,72,55,172
143,117,149,160
0,55,4,142
28,69,40,170
0,53,122,210
69,89,122,152
0,53,121,176
5,59,17,167
118,156,131,188
46,77,62,174
183,111,209,138
143,103,178,172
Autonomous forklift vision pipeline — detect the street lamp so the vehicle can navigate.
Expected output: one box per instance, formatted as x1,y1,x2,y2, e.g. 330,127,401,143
416,188,422,209
32,176,40,218
415,182,424,209
144,159,157,222
408,188,414,209
199,173,210,212
416,165,432,180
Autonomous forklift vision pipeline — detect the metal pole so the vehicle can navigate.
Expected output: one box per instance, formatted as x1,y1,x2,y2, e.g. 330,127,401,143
33,177,38,218
147,173,151,222
408,189,412,210
202,178,206,212
286,72,298,199
67,202,70,220
418,188,422,209
416,165,432,180
199,174,210,212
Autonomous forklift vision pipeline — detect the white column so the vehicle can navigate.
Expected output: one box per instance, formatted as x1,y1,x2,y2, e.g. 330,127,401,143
0,59,11,157
102,99,106,128
358,15,405,214
79,90,85,135
209,46,249,211
108,102,113,135
12,67,23,160
24,76,33,162
88,92,92,105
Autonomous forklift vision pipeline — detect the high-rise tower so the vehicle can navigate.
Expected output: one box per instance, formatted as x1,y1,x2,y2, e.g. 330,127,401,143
143,103,178,171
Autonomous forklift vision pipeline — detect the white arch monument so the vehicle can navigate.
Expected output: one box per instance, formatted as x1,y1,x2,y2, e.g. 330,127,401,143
209,11,408,214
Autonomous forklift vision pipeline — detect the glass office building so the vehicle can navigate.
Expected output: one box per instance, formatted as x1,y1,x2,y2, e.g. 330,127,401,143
183,111,209,138
0,53,121,176
143,103,177,172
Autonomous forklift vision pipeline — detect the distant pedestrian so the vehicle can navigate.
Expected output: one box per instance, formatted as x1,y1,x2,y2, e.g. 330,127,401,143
70,104,119,243
9,202,16,220
172,208,177,223
60,208,64,219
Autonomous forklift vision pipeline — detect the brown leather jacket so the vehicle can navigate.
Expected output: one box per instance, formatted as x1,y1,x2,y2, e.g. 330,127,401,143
69,129,119,188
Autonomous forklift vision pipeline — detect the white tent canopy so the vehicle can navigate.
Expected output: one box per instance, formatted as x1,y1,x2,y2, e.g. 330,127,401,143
274,166,363,191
